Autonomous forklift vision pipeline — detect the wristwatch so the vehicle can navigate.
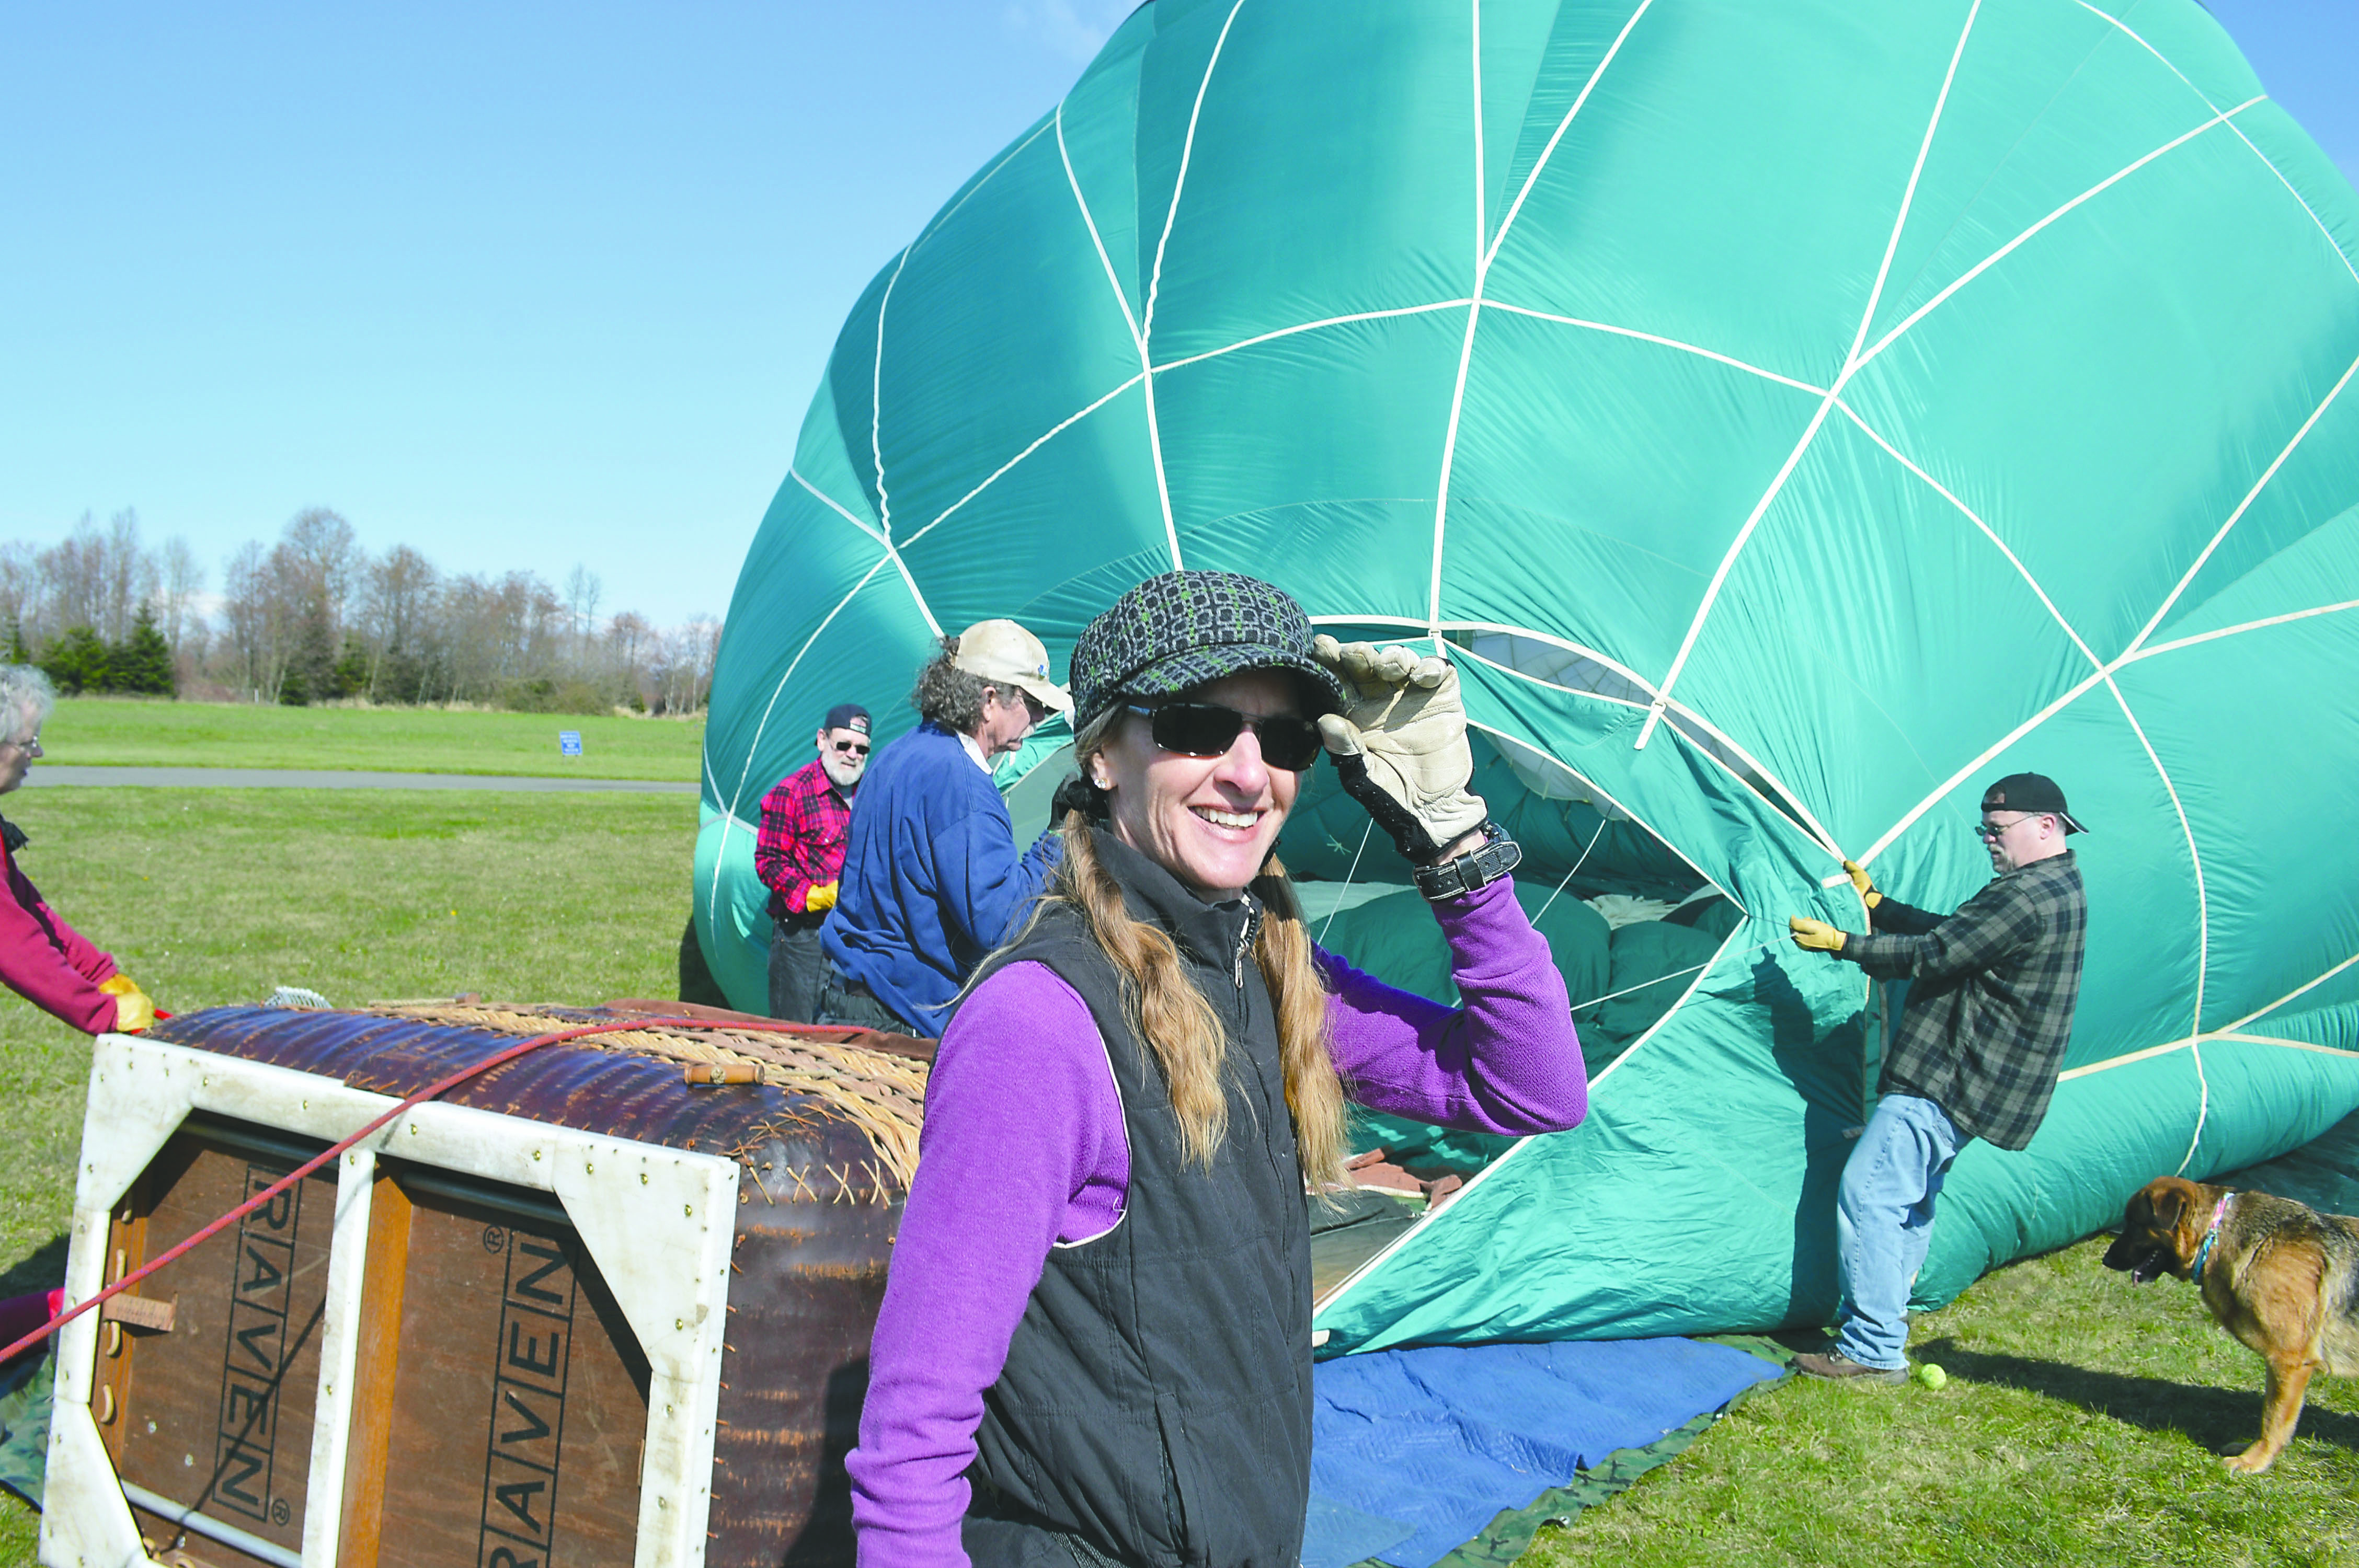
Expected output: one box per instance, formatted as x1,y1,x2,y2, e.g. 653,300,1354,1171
1412,823,1523,902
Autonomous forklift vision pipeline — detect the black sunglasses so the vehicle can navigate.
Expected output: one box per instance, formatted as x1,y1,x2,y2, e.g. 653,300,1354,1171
832,740,871,755
1124,701,1322,771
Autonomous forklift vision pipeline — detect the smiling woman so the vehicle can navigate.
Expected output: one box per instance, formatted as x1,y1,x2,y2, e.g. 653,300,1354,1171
846,571,1586,1566
1093,673,1316,896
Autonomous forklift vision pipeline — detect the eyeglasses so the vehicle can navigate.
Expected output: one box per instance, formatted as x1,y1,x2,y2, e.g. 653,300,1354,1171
3,735,39,757
831,740,870,756
1124,701,1322,771
1973,813,2038,842
988,688,1049,726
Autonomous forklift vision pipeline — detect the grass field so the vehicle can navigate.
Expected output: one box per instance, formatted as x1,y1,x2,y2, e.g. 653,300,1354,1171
1530,1242,2359,1567
37,696,705,780
0,785,2353,1563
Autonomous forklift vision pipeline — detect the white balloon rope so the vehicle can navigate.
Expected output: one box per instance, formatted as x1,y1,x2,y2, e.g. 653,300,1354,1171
1531,813,1611,923
1317,819,1377,946
1562,937,1785,1015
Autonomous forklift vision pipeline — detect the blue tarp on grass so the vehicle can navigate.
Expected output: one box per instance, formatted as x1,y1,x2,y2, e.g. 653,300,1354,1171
1306,1338,1785,1568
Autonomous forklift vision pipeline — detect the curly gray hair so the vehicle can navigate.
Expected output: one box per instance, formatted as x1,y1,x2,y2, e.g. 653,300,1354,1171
910,636,1002,733
0,665,55,745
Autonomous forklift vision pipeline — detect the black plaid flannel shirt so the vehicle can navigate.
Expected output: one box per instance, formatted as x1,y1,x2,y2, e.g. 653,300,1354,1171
1844,850,2087,1151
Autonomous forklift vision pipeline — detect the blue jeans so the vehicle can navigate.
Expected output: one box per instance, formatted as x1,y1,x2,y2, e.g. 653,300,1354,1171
1832,1093,1962,1370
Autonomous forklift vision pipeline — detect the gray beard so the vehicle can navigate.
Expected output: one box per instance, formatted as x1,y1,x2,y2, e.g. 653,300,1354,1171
821,758,864,791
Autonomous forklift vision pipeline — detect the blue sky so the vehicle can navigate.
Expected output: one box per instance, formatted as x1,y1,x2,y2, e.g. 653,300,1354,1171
3,1,2350,625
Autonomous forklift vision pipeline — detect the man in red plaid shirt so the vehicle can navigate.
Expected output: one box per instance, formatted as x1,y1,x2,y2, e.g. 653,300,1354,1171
757,701,872,1020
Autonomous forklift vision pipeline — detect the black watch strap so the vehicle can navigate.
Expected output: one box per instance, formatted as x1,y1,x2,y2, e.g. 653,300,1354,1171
1412,824,1522,901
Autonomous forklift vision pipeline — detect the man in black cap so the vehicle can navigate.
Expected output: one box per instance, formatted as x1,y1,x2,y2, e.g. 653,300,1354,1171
755,702,872,1022
1786,772,2089,1382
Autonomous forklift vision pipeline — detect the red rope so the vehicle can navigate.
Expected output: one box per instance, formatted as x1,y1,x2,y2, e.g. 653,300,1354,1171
1,1014,856,1365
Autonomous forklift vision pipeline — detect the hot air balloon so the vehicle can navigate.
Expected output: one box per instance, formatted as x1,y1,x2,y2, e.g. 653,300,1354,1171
698,0,2359,1347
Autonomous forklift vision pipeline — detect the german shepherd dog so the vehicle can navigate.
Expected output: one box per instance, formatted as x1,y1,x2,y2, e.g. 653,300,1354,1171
2104,1176,2359,1473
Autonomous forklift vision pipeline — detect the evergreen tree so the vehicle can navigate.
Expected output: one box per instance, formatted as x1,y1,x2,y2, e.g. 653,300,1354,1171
4,618,29,666
376,644,426,705
331,633,371,699
280,608,335,706
38,626,109,694
111,604,177,696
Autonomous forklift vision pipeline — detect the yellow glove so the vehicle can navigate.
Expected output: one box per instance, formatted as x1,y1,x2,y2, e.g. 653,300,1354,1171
1842,859,1882,910
99,974,156,1032
805,881,839,914
1788,917,1848,954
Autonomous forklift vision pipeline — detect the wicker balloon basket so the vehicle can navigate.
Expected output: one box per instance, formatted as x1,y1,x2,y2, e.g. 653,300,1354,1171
40,999,932,1568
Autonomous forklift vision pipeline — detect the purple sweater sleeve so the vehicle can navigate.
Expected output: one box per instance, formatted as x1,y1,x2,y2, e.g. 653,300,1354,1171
850,877,1583,1560
1321,875,1587,1135
848,961,1126,1568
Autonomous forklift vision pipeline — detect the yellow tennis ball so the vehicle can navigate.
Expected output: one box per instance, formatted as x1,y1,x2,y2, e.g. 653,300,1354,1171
1916,1362,1946,1389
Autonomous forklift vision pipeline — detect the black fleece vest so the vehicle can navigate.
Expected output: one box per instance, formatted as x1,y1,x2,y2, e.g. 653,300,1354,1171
966,830,1312,1568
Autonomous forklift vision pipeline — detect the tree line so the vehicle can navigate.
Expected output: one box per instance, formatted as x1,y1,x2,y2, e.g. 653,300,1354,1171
1,509,721,714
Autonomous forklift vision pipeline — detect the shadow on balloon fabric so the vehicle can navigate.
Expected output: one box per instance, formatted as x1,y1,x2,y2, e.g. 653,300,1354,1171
0,1345,50,1510
1304,1338,1784,1568
2215,1106,2359,1218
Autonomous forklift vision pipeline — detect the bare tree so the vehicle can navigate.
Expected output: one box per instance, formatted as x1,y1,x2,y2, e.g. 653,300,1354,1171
276,509,361,632
652,615,721,715
564,564,604,650
217,541,294,701
23,510,159,645
437,571,568,703
99,509,152,642
358,544,441,698
158,536,205,650
604,610,655,701
0,543,35,652
38,513,108,639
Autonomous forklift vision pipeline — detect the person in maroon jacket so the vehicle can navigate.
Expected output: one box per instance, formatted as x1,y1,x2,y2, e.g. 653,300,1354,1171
0,666,154,1035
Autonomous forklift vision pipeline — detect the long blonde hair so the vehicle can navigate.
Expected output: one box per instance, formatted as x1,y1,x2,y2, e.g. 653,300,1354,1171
1050,813,1352,1192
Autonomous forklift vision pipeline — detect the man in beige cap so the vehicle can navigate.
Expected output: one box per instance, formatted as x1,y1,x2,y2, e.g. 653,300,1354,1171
816,620,1072,1034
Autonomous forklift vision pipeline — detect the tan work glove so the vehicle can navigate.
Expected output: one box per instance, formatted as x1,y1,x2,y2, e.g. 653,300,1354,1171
1788,917,1848,955
1842,859,1882,910
99,973,156,1032
804,880,839,914
1311,637,1487,863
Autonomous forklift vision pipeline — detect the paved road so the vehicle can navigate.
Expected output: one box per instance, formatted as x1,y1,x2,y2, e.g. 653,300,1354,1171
27,766,698,794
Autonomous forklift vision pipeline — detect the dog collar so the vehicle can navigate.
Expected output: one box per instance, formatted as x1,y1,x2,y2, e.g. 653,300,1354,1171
2190,1193,2231,1282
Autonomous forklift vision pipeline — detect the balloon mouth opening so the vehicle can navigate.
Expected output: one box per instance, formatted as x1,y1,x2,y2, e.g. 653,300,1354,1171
1284,627,1751,1316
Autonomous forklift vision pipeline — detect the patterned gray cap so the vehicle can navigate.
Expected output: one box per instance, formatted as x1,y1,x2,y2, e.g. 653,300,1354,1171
1069,571,1346,733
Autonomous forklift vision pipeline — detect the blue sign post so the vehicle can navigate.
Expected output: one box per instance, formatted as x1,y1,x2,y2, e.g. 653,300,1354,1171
558,730,582,758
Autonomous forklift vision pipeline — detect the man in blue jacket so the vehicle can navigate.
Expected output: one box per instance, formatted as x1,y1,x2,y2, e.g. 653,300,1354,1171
816,620,1070,1036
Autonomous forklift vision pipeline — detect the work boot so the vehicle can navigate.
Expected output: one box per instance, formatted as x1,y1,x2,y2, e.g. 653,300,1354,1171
1792,1350,1908,1384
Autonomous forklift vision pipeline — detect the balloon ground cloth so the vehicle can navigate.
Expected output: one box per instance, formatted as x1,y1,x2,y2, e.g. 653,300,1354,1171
1304,1338,1785,1568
